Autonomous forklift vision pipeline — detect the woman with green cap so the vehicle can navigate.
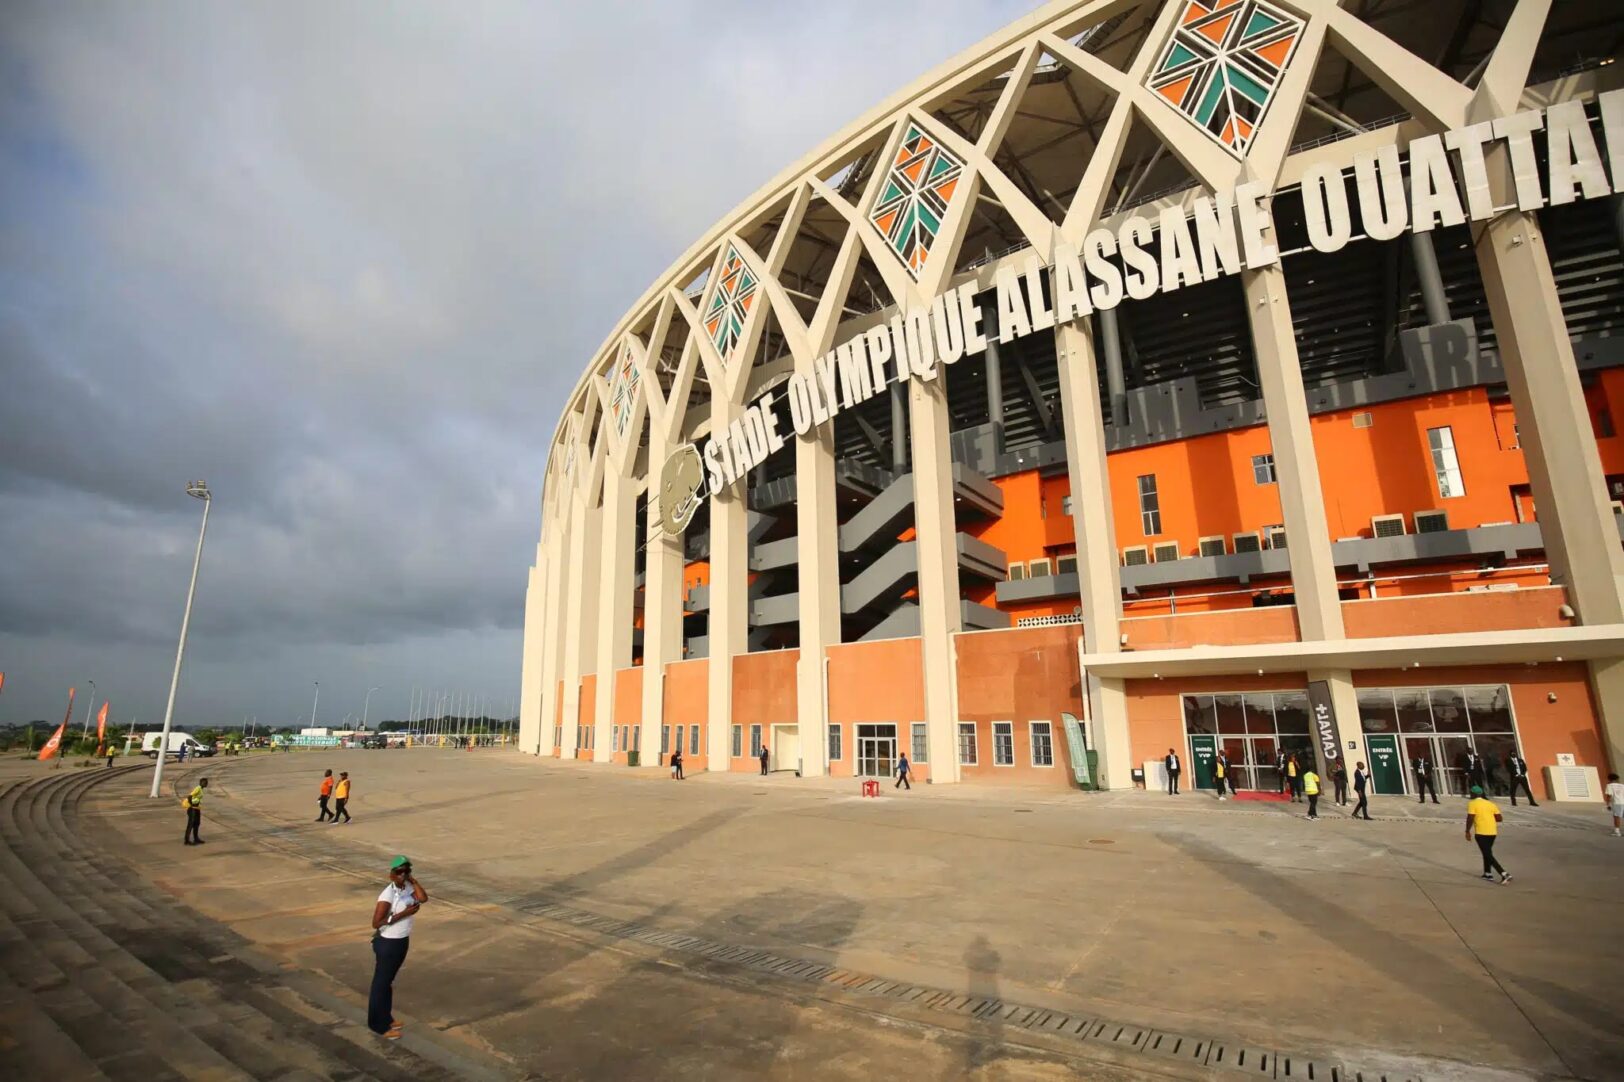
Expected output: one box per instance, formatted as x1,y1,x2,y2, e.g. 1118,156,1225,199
369,855,428,1038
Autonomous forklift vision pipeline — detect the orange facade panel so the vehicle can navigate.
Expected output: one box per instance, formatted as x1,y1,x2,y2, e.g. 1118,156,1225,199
730,650,798,771
827,637,926,781
662,657,709,772
1341,587,1573,638
955,625,1084,787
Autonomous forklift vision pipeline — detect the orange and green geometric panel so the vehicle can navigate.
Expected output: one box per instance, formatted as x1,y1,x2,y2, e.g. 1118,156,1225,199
703,245,758,363
1146,0,1303,157
607,340,641,442
869,123,965,279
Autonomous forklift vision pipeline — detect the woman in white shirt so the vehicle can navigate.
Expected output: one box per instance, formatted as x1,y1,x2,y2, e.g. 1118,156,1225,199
369,855,428,1038
1606,773,1623,837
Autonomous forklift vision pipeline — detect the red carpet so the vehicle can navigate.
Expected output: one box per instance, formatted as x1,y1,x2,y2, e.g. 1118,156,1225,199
1231,790,1291,802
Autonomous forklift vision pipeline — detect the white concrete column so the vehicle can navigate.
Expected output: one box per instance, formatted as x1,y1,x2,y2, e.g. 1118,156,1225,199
795,420,839,777
517,556,545,754
559,494,602,759
640,443,683,768
707,404,747,770
1587,659,1624,777
1309,669,1368,780
591,469,637,762
909,375,964,780
537,514,572,756
1244,265,1345,642
1055,319,1131,789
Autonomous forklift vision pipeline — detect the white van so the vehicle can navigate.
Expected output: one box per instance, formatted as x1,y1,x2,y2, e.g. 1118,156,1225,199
141,732,211,758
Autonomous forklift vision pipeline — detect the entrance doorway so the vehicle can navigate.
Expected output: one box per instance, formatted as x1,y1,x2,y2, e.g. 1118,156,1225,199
855,724,896,778
1357,685,1523,797
1182,692,1314,792
772,724,801,775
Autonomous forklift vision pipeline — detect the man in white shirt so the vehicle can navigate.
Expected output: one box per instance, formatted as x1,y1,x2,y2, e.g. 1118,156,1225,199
369,855,428,1038
1606,773,1623,838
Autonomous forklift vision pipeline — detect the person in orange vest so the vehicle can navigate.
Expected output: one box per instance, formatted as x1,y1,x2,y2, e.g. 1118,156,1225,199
317,769,336,822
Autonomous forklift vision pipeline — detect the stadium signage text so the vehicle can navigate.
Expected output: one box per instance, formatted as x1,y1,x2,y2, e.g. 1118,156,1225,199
682,92,1624,514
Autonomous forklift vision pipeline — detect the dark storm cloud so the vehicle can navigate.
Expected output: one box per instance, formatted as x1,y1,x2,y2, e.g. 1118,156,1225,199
0,0,1028,727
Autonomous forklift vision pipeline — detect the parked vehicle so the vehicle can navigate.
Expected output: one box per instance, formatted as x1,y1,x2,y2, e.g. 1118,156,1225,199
140,732,213,758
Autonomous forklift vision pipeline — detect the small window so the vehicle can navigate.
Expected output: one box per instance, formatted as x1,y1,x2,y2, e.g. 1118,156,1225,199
1137,474,1161,535
674,725,684,756
910,722,929,763
1057,555,1078,575
1008,562,1028,581
828,724,842,761
1428,425,1465,498
661,726,670,754
750,724,762,756
957,722,978,765
690,724,700,756
612,727,620,752
1251,453,1276,485
1030,721,1054,767
731,724,742,758
1598,408,1616,439
993,721,1015,766
554,726,561,749
1061,495,1073,516
633,725,641,752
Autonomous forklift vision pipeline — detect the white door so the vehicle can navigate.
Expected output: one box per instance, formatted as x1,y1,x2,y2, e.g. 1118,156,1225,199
772,725,801,774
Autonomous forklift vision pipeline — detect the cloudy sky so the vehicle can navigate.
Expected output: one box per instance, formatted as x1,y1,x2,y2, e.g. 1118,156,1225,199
0,1,1029,730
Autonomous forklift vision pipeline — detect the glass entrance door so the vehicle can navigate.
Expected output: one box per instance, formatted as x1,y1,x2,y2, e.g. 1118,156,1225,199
1404,735,1474,796
855,724,896,778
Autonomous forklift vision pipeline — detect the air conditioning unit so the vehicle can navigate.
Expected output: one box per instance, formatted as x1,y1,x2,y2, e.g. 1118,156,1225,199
1152,541,1181,562
1198,535,1227,558
1414,510,1450,534
1232,532,1262,554
1612,501,1624,517
1007,562,1027,581
1028,557,1053,578
1371,513,1407,538
1057,555,1078,575
1266,526,1288,549
1122,545,1150,566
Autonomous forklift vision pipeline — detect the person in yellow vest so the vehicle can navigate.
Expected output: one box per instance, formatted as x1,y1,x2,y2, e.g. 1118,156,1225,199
183,778,208,845
331,771,353,824
1302,766,1321,820
1213,752,1228,800
1465,785,1511,883
1286,754,1301,802
105,745,117,769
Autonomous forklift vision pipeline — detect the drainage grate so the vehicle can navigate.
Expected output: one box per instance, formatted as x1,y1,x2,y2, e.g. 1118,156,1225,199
506,894,1421,1082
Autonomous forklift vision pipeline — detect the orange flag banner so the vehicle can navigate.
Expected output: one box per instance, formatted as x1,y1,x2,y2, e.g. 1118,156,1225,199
96,701,110,753
0,672,6,693
38,687,75,761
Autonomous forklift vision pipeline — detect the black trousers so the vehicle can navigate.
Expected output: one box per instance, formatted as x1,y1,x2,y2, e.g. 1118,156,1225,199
1278,769,1289,793
1416,777,1439,803
1476,835,1505,876
895,772,911,789
1333,779,1348,805
1509,776,1538,806
317,795,332,821
184,807,202,844
1214,775,1228,796
1167,769,1180,795
1307,793,1319,817
673,761,684,779
333,798,351,822
760,760,769,775
1352,792,1370,819
368,935,410,1033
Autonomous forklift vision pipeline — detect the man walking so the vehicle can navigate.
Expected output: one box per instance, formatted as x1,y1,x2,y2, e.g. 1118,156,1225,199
759,744,770,776
1164,748,1181,795
1413,755,1440,804
895,751,912,790
1350,761,1373,820
317,769,336,821
105,745,117,769
1505,752,1538,807
1303,765,1321,820
1285,753,1301,802
369,856,428,1039
182,778,208,845
1465,785,1511,883
1213,750,1229,800
332,771,352,823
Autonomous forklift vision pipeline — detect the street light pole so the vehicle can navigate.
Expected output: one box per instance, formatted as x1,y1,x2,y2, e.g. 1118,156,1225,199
151,481,211,799
310,682,320,731
362,686,380,731
79,679,97,745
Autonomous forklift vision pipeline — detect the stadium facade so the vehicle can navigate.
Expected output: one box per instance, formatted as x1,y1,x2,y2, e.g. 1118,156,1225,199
519,0,1624,798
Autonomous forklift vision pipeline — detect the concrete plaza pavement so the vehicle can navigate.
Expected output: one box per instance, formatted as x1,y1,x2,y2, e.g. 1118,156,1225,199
77,748,1624,1080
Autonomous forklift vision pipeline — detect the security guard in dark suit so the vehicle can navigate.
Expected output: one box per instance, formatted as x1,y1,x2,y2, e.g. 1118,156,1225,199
1463,750,1486,795
1412,755,1440,803
1505,753,1538,806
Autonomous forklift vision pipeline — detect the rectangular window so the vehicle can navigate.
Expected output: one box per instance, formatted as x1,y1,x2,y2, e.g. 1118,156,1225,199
633,725,640,752
957,722,978,765
993,721,1014,766
690,724,700,756
554,725,561,749
1061,495,1073,516
1137,474,1161,535
911,722,929,763
660,725,670,754
829,724,842,762
1030,721,1054,767
750,724,762,757
1427,426,1465,498
674,725,684,756
1251,453,1276,485
731,724,742,758
612,727,620,752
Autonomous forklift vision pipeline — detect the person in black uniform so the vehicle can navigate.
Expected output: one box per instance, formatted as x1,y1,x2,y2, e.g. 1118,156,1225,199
1413,755,1440,803
1463,749,1486,796
1164,748,1182,795
1351,761,1373,820
670,745,684,780
759,745,770,776
1331,761,1349,806
1275,749,1289,794
1505,752,1538,806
